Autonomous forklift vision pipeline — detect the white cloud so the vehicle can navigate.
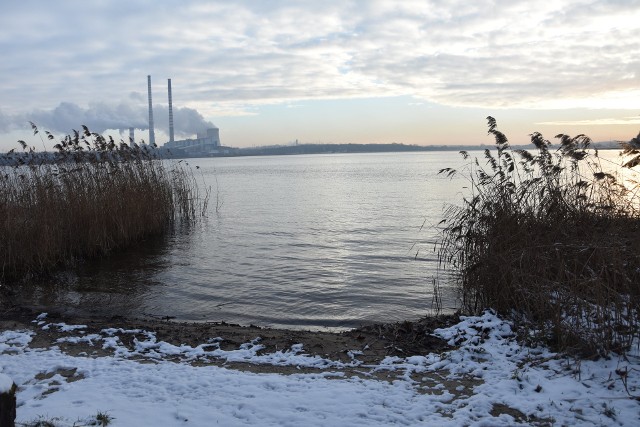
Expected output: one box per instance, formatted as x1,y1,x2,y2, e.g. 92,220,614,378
537,115,640,126
0,0,639,129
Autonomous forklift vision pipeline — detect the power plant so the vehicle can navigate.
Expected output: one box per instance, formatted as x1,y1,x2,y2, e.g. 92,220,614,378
145,75,221,155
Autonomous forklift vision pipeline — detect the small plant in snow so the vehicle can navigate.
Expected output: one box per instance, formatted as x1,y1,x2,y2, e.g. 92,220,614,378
91,411,113,426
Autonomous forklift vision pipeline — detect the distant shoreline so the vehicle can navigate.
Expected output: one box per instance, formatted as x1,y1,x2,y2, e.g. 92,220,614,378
1,141,622,164
161,140,622,159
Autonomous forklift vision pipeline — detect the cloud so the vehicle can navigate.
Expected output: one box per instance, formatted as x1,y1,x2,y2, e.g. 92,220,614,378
537,116,640,126
0,0,639,129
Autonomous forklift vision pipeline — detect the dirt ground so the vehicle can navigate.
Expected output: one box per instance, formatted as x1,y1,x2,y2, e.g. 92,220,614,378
0,303,464,381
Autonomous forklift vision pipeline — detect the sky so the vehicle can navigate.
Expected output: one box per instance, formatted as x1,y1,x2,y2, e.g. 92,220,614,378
1,0,639,150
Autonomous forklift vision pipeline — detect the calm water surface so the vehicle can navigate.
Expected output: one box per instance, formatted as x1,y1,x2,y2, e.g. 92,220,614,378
22,151,470,330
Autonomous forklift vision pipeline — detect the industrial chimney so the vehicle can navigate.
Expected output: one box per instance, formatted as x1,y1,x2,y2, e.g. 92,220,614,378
168,78,175,143
147,75,156,146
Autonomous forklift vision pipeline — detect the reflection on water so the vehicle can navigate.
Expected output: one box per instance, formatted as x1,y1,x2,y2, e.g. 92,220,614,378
18,232,174,317
17,152,468,330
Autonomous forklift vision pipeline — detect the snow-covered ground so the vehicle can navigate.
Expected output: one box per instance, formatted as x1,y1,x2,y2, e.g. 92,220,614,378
1,311,638,426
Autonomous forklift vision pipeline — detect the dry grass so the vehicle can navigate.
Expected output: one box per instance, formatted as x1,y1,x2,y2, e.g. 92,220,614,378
437,117,640,357
0,124,208,281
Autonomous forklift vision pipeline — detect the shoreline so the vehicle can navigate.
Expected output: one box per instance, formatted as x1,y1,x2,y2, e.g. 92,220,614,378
3,302,638,425
0,303,458,376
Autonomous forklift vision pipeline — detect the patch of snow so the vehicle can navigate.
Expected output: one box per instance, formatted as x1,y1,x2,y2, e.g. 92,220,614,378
347,350,363,360
0,330,33,353
0,373,14,393
43,323,87,332
43,328,356,369
56,334,102,346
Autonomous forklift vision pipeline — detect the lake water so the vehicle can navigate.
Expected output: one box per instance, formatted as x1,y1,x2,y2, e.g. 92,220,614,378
20,151,473,330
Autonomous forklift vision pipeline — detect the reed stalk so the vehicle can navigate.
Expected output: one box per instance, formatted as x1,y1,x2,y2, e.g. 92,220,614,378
437,117,640,357
0,124,209,281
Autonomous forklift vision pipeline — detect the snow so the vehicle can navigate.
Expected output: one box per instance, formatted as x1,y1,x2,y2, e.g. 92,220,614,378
0,373,13,393
1,311,639,426
42,322,88,332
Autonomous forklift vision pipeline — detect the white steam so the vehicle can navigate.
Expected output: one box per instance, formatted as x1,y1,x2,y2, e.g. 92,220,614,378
0,102,215,137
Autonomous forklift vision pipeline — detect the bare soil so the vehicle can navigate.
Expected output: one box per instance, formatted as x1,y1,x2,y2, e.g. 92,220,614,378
0,303,465,384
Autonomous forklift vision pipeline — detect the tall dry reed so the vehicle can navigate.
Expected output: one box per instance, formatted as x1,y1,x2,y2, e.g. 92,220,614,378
0,124,208,281
437,117,640,357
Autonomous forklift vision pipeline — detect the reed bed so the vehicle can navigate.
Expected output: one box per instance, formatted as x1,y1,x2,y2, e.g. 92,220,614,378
437,117,640,357
0,124,208,281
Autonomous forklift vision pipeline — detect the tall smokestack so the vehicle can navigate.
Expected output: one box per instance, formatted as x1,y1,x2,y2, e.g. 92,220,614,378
168,78,175,143
147,75,155,146
129,127,134,147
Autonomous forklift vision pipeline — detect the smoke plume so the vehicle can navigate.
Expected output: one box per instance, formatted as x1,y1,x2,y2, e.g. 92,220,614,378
153,105,216,136
1,102,215,137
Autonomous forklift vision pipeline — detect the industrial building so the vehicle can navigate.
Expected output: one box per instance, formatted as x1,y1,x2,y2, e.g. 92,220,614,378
163,127,221,155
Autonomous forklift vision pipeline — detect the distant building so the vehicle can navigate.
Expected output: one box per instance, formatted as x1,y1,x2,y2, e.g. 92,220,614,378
164,127,221,155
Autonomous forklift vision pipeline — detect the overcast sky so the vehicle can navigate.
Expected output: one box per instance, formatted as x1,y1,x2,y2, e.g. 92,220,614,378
1,0,639,150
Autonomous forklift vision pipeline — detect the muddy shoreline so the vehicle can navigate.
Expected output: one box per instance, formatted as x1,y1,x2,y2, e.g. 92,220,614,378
1,302,459,376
